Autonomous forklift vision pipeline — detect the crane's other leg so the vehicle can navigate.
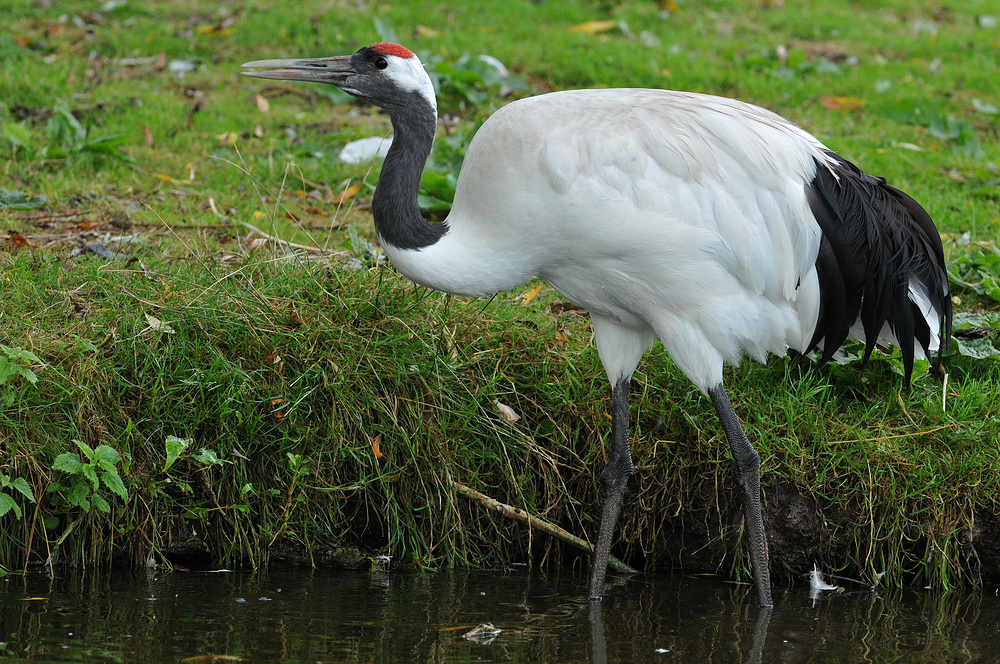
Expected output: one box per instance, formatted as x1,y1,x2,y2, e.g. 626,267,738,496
707,383,773,608
588,376,632,600
586,315,653,600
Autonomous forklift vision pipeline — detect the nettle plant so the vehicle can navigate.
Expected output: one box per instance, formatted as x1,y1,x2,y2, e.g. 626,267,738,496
51,440,128,514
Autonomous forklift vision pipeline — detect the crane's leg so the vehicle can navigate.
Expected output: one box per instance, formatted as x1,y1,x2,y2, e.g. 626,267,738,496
707,383,773,608
589,376,632,600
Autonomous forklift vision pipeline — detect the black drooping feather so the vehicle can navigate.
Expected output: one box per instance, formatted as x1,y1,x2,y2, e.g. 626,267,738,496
804,150,952,385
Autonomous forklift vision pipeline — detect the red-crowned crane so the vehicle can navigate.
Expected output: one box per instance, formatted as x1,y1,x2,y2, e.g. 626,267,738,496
242,42,952,608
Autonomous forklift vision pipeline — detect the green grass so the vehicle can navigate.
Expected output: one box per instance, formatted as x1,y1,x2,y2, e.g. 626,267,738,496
1,0,999,590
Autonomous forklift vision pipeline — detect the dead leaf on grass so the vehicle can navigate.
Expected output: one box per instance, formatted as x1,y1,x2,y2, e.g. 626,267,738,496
569,20,617,35
145,314,176,334
216,131,239,147
820,96,867,111
519,284,544,305
152,173,194,186
194,18,235,37
71,221,106,231
549,301,588,316
7,232,31,248
331,183,361,204
495,402,520,423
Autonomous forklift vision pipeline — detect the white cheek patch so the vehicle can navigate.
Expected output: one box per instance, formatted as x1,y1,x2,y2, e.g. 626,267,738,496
384,54,437,112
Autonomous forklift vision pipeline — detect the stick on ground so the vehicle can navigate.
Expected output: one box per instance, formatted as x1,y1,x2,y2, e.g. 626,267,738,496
451,480,639,575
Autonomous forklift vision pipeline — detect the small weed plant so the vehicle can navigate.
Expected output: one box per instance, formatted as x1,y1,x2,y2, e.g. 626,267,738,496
51,440,128,514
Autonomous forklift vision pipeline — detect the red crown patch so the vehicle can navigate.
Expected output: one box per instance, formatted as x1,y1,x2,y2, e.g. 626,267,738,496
370,42,415,59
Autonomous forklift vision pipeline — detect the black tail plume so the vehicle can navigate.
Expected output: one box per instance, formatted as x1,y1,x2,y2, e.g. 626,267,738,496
804,151,952,385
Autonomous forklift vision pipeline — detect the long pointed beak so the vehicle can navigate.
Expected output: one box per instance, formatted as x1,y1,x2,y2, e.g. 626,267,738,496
240,55,354,85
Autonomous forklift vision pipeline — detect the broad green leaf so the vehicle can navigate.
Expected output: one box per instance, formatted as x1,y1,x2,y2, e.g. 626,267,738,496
0,494,21,520
972,98,999,114
11,477,35,503
164,435,190,472
82,464,99,489
0,187,48,211
94,444,122,466
91,493,111,513
956,337,1000,359
3,122,34,149
194,449,222,465
0,357,36,385
100,471,128,501
48,103,86,147
73,439,95,458
68,483,90,510
53,453,84,475
82,134,135,162
0,346,42,364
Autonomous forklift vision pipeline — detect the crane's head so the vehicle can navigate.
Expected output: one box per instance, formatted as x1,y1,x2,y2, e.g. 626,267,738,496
242,42,437,114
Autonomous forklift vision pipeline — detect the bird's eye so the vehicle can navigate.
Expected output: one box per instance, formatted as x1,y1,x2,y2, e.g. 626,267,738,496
373,56,388,70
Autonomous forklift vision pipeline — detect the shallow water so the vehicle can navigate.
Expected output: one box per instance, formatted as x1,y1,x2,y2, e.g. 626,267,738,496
1,565,997,662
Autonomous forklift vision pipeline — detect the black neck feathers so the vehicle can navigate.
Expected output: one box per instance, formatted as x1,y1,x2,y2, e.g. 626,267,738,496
371,91,448,251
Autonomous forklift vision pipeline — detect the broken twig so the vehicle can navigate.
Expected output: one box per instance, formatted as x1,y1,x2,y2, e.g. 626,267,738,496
451,480,638,575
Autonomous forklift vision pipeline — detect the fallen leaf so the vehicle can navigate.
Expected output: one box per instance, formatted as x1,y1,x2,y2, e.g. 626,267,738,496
892,141,926,152
194,24,234,37
339,136,393,164
820,96,867,111
141,125,154,147
519,284,544,305
371,434,384,458
415,24,438,37
254,93,270,113
972,98,999,115
283,211,300,222
332,183,362,204
7,232,31,248
253,125,264,138
168,59,198,73
659,0,680,9
495,401,520,423
152,173,194,186
72,221,106,231
216,131,239,147
569,20,617,35
145,313,176,334
549,301,588,316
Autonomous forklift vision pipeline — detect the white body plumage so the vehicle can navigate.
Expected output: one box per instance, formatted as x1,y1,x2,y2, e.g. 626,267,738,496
385,88,937,391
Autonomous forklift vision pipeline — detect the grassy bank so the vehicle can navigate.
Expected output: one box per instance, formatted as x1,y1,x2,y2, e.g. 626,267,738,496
2,0,999,590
